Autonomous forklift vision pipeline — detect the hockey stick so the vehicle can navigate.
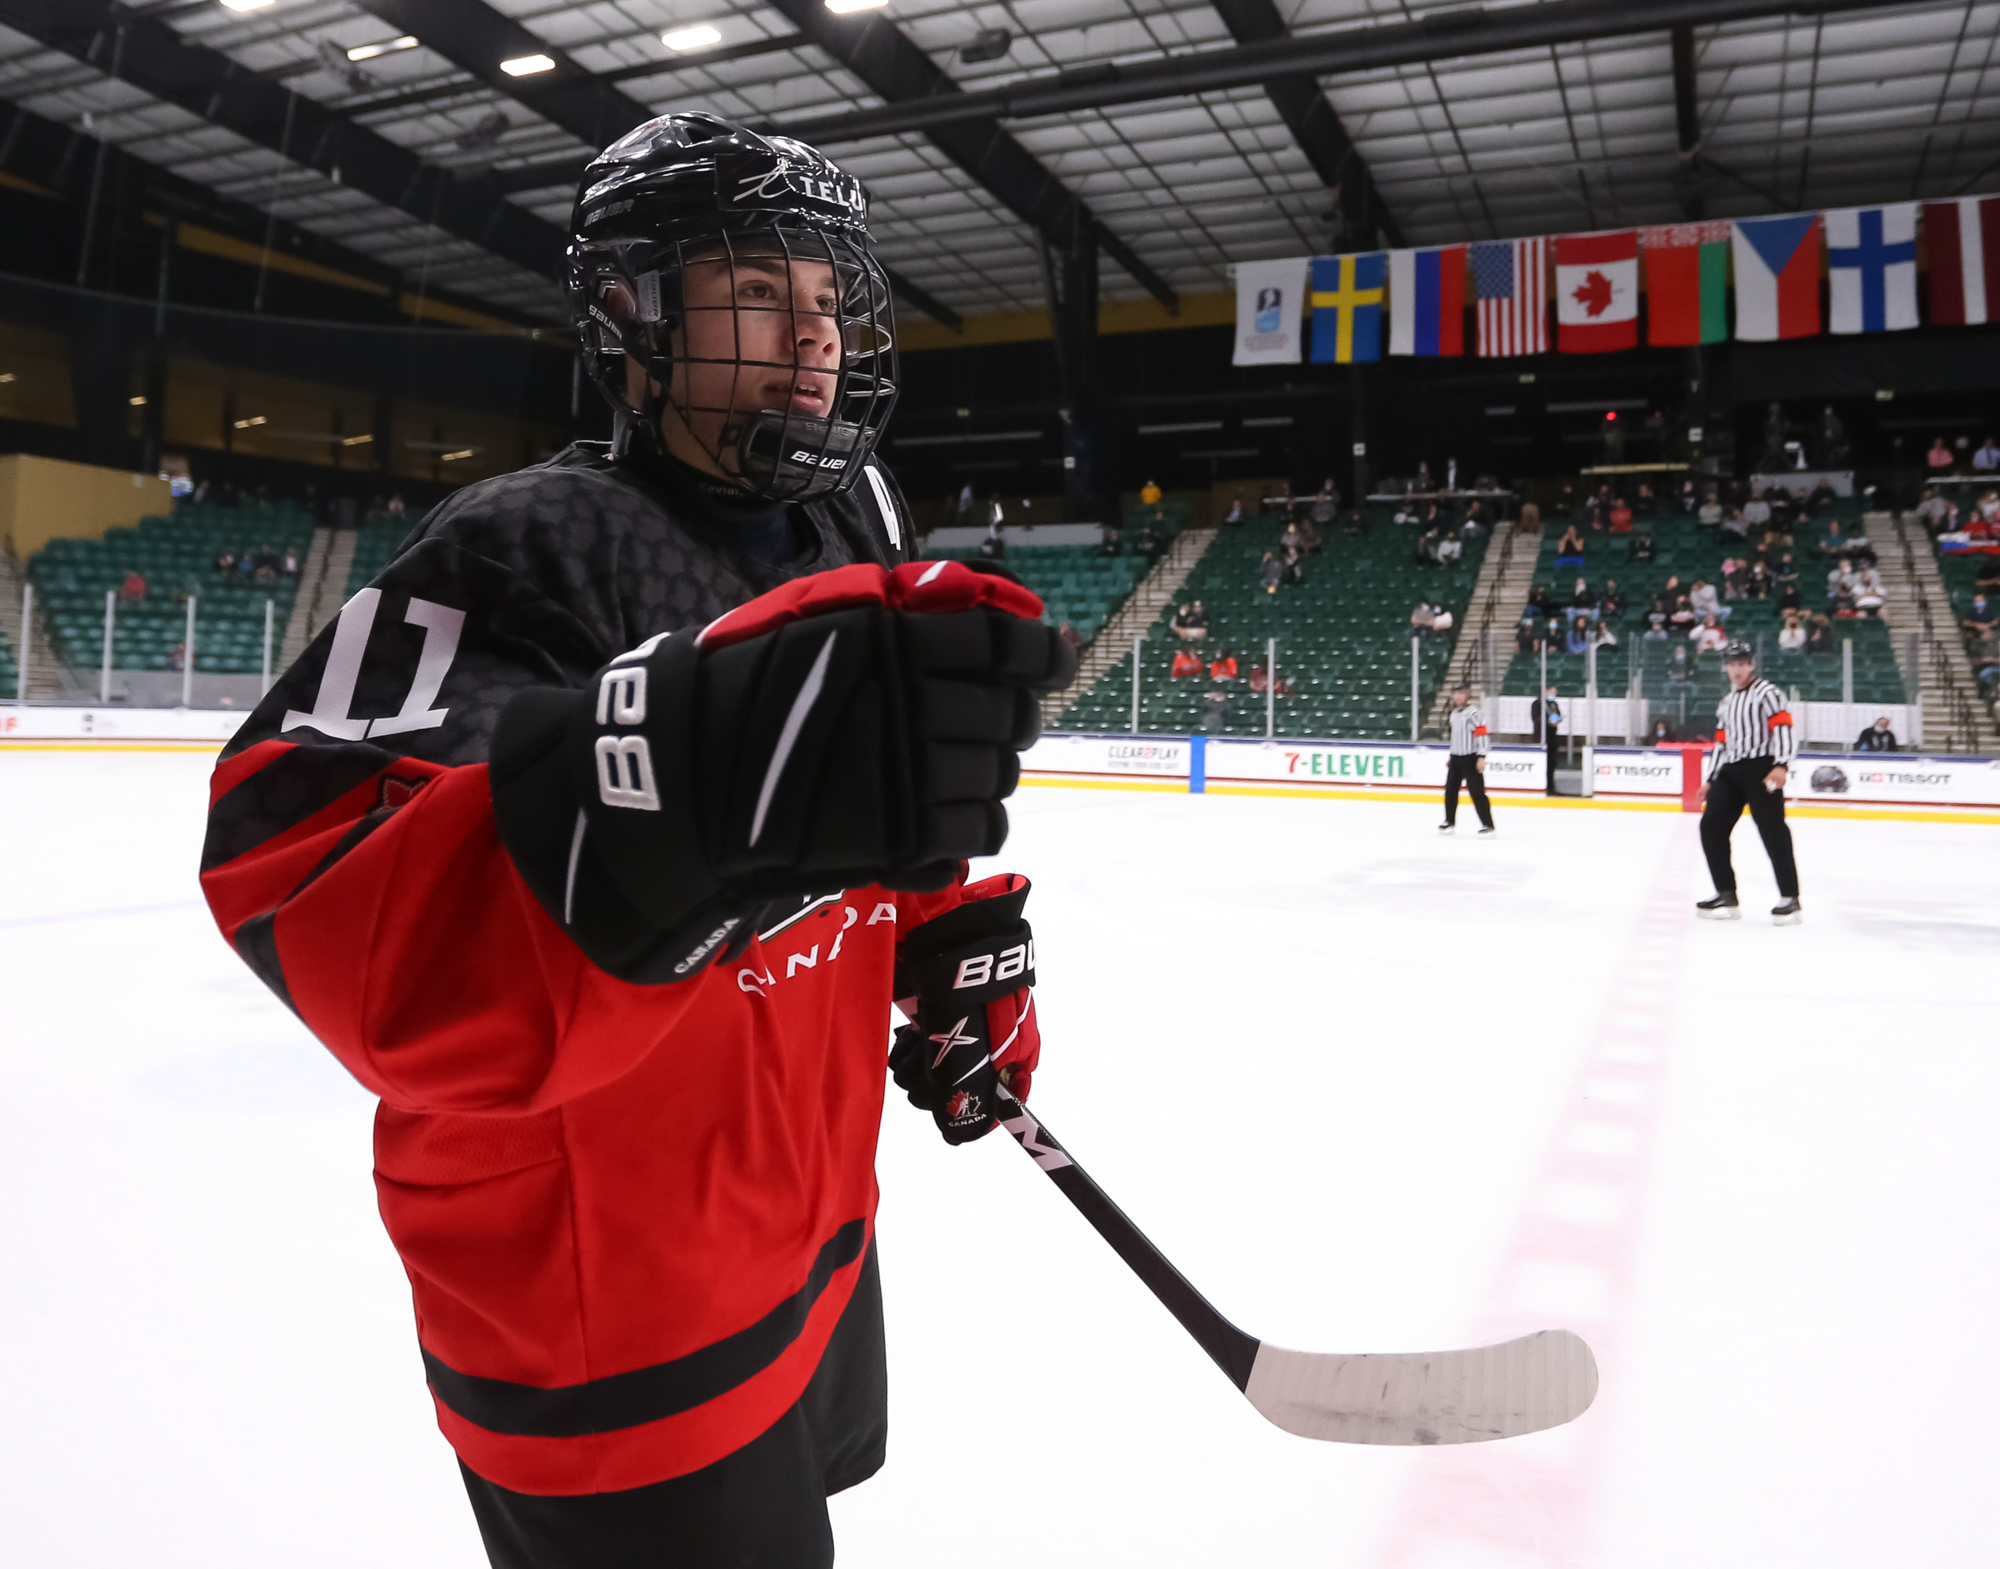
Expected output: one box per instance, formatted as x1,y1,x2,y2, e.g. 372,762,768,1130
995,1086,1598,1445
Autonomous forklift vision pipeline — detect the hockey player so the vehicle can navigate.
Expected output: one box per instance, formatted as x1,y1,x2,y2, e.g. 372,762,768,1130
1696,641,1801,924
199,113,1074,1566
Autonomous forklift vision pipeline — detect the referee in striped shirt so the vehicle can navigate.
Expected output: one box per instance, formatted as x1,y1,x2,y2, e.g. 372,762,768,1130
1439,685,1496,835
1697,641,1802,923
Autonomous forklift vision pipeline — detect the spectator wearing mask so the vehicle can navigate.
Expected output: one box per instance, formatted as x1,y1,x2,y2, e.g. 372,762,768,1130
1171,601,1209,641
1854,717,1898,752
1963,593,1997,640
1282,543,1307,585
1927,436,1956,472
1747,560,1771,599
1570,577,1595,611
1170,646,1204,679
1207,650,1239,683
1973,435,2000,473
1648,718,1676,744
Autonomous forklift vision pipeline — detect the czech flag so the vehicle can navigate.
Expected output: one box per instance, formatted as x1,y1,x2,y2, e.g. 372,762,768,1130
1731,214,1821,341
1554,229,1638,353
1921,196,2000,325
1387,245,1466,356
1309,252,1386,363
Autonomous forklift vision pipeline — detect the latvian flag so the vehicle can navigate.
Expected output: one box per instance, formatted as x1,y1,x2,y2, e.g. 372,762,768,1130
1387,245,1467,355
1731,214,1821,341
1826,204,1917,334
1641,220,1730,345
1555,230,1638,352
1472,237,1548,356
1922,195,2000,325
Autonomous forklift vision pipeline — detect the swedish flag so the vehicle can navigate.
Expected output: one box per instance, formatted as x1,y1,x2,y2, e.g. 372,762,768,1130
1310,252,1386,363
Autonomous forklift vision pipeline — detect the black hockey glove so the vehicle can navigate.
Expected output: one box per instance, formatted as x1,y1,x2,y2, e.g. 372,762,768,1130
889,875,1038,1145
489,561,1073,984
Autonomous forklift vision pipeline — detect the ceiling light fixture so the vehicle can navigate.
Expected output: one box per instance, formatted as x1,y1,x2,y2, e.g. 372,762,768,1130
441,449,476,461
500,53,556,76
347,36,417,63
662,24,722,51
0,373,16,384
234,415,267,429
342,433,373,446
825,0,886,13
129,396,147,407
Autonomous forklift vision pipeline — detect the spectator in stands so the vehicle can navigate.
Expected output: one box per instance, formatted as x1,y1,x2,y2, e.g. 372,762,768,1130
1171,600,1208,640
979,519,1006,561
1818,519,1852,558
1568,576,1594,612
1258,552,1284,595
1201,688,1230,734
1309,488,1337,537
1135,519,1164,563
1720,557,1746,601
387,494,406,517
1414,527,1442,567
1720,507,1749,544
1566,615,1592,654
1743,489,1772,529
1970,434,2000,473
1643,612,1670,641
1170,645,1204,680
1208,649,1239,683
1747,559,1771,599
1854,717,1899,752
1697,490,1724,528
957,482,974,521
1915,486,1956,535
1827,562,1857,614
254,544,280,583
1592,618,1618,650
1096,526,1122,558
1690,578,1730,623
1461,500,1488,536
1554,522,1586,564
1805,613,1834,654
1516,615,1545,655
281,546,300,578
1526,583,1553,620
1281,519,1304,553
236,551,256,579
1281,543,1307,585
1805,477,1837,517
1630,530,1657,563
119,569,146,604
1248,658,1294,698
1410,601,1438,639
1963,593,1997,641
1437,530,1463,566
1647,717,1676,744
1976,559,2000,598
1057,620,1083,655
1298,513,1324,555
1608,496,1634,534
1669,592,1696,629
1585,483,1614,531
166,641,187,672
1140,479,1163,508
1634,482,1657,518
1597,579,1627,622
1778,608,1807,653
1691,614,1729,653
213,548,237,577
1927,436,1956,472
1853,562,1886,615
1667,642,1692,682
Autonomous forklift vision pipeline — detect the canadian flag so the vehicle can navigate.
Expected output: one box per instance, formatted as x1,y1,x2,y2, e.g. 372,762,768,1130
1555,230,1639,352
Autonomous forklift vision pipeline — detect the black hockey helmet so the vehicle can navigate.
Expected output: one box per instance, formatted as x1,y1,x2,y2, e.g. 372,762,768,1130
1720,639,1756,662
567,112,897,501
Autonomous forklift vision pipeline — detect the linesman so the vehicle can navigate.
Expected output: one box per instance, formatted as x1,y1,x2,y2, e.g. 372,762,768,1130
1439,684,1496,835
1697,641,1802,923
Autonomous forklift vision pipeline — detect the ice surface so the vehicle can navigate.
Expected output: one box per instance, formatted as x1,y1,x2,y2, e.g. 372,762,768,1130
2,751,1997,1566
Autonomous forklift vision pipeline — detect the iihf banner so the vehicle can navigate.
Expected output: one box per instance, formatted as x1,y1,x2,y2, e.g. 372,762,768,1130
1232,257,1308,366
1825,204,1917,334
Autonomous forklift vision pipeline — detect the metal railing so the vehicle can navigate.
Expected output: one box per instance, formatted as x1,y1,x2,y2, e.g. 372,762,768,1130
1891,512,1987,751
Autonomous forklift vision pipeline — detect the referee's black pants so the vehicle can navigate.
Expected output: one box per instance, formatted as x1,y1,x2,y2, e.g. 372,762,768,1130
459,1243,886,1569
1443,754,1494,828
1700,756,1799,899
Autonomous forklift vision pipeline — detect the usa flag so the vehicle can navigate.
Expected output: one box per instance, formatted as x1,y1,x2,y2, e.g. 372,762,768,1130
1472,237,1548,356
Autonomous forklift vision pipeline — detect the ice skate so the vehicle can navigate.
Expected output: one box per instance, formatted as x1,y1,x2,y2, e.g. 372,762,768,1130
1478,825,1497,836
1437,822,1454,834
1696,893,1741,920
1771,897,1802,925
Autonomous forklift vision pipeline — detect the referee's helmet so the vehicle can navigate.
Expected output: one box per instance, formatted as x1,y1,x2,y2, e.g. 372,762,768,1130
1721,640,1755,663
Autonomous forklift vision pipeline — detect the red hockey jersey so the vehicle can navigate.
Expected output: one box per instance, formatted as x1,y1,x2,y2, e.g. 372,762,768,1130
201,446,984,1494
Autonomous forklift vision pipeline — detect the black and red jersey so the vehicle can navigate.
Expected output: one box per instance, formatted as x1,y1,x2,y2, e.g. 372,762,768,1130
200,446,978,1495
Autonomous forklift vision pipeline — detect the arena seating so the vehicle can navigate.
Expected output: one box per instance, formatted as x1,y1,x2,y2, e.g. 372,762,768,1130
27,502,314,674
1500,499,1906,734
918,541,1148,647
344,517,409,596
1061,509,1489,737
0,624,17,694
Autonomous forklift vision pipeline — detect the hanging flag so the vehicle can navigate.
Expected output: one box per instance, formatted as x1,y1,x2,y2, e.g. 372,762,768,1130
1471,237,1548,356
1387,245,1467,356
1232,257,1308,365
1825,204,1918,334
1731,214,1821,341
1309,252,1386,363
1920,196,2000,325
1641,220,1730,345
1555,230,1639,352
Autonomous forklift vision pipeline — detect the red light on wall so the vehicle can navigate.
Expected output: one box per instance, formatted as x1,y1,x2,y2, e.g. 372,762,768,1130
1605,411,1617,421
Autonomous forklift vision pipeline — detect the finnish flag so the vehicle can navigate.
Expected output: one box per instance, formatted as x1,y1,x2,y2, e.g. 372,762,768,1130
1826,205,1918,335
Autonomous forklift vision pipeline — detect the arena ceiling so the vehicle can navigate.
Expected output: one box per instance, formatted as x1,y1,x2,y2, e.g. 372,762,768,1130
0,0,1994,329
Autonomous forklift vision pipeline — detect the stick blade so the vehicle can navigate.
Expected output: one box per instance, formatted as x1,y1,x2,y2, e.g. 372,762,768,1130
1243,1328,1598,1445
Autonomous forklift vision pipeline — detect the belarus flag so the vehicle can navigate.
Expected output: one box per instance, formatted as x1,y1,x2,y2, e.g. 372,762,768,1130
1922,195,2000,325
1555,230,1638,352
1641,220,1730,345
1387,245,1466,356
1731,214,1821,341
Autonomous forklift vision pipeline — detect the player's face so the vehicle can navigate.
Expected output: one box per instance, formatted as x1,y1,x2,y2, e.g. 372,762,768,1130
639,244,843,482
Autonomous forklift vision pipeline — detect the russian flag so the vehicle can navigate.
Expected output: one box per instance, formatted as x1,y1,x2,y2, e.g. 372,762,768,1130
1731,214,1821,341
1387,245,1466,356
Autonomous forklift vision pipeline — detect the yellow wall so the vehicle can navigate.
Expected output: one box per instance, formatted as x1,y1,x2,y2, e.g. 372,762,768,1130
0,455,174,560
0,321,78,430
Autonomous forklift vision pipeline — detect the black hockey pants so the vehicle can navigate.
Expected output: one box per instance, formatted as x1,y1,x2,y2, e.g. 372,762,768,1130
1443,754,1494,828
1700,756,1800,899
460,1244,886,1569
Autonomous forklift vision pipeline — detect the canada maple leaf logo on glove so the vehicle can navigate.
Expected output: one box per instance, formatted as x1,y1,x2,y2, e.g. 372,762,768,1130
945,1090,980,1122
1571,270,1615,318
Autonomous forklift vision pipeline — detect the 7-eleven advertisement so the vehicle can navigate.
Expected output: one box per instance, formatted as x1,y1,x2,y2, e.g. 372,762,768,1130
1205,740,1546,793
1555,230,1639,352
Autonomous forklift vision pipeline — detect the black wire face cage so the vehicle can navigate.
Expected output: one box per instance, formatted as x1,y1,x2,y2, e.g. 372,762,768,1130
575,221,898,503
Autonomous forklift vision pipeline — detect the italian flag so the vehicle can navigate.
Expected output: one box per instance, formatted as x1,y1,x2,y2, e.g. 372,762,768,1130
1641,221,1730,345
